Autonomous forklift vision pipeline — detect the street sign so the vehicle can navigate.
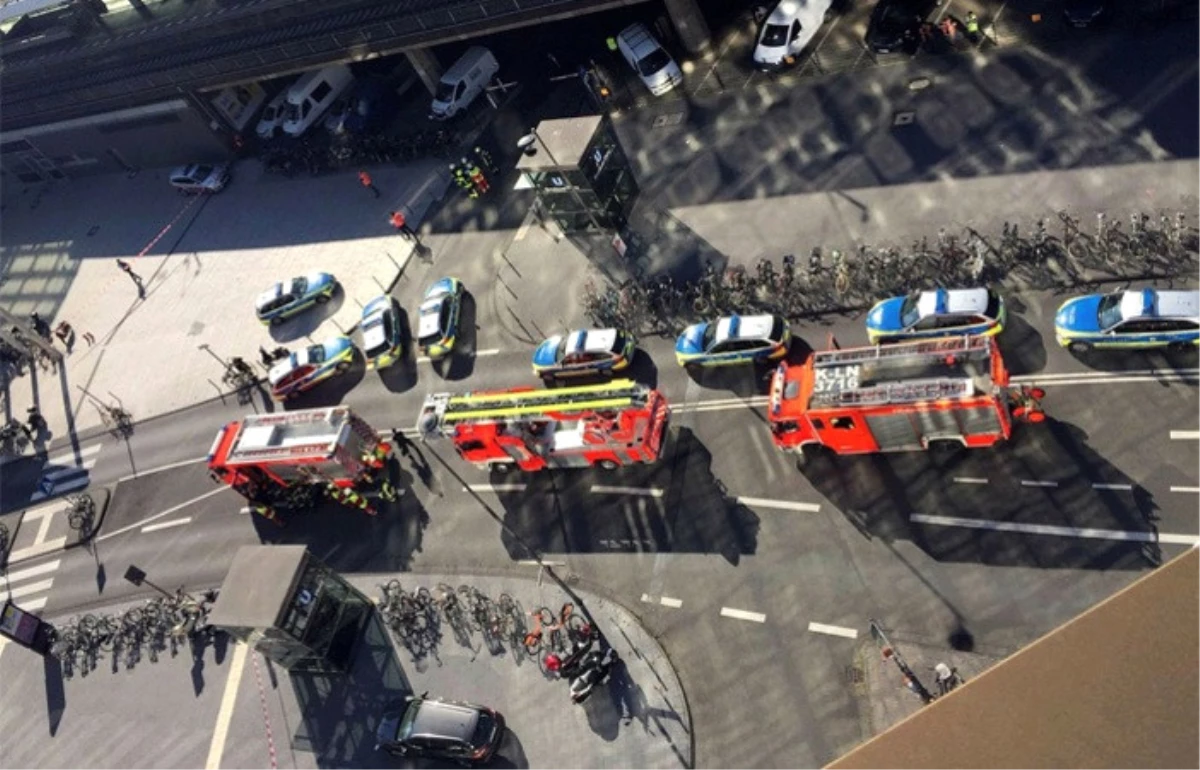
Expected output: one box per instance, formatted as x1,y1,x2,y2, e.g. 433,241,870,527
38,477,54,496
124,565,147,586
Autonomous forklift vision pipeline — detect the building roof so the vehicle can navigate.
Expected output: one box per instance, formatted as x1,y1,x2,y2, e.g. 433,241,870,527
207,545,309,630
828,547,1200,769
515,115,604,172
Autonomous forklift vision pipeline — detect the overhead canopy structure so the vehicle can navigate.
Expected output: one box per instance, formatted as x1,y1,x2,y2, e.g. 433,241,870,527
829,547,1200,769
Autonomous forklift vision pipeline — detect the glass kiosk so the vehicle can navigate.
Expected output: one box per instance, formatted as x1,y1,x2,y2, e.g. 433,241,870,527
208,545,371,673
516,115,639,234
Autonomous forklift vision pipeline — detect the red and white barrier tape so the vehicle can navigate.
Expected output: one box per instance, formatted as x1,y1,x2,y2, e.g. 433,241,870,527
250,652,280,770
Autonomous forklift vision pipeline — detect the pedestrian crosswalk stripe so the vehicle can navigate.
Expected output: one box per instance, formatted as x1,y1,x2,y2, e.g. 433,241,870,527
8,579,53,600
3,559,61,583
7,536,67,563
19,597,47,612
29,471,90,502
46,442,103,470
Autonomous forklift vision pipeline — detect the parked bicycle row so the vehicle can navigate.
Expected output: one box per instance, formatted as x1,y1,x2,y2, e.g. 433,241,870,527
48,588,220,679
260,129,459,178
589,210,1199,335
377,581,592,668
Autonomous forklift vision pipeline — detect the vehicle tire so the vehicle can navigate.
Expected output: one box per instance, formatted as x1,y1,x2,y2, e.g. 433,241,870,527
685,363,701,377
269,316,284,327
1067,340,1091,355
315,294,330,305
335,361,350,373
595,459,619,471
1168,342,1193,354
492,461,515,474
542,375,556,387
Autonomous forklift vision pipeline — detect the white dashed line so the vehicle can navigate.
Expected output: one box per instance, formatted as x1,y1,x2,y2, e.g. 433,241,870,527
734,496,821,512
118,455,207,482
641,594,683,608
1093,483,1133,491
720,607,767,623
476,349,501,357
1170,486,1200,493
1020,480,1059,488
591,485,664,497
911,513,1199,545
952,477,989,485
1170,430,1200,440
141,517,192,533
465,483,527,492
808,622,859,639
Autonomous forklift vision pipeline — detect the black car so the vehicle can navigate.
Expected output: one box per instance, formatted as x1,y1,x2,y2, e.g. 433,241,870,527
865,0,936,53
1063,0,1105,27
376,695,505,766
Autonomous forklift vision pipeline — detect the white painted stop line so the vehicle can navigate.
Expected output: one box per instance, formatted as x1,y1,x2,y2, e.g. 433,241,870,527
720,607,766,623
808,622,859,639
1170,430,1199,440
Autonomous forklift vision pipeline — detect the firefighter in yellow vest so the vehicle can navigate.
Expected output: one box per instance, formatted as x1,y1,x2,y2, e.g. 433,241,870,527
250,502,283,526
379,479,399,503
326,482,377,515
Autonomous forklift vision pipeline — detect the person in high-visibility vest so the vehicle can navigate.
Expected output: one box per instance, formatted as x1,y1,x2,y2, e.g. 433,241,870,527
606,36,618,52
251,502,284,526
464,158,490,195
964,11,981,44
451,162,478,199
379,479,400,502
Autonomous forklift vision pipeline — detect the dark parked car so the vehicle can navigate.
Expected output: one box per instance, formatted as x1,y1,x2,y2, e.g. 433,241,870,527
376,694,505,766
327,78,396,135
865,0,936,53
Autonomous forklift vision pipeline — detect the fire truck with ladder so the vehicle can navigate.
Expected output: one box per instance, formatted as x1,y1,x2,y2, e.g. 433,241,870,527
767,335,1044,462
416,379,670,473
207,406,390,517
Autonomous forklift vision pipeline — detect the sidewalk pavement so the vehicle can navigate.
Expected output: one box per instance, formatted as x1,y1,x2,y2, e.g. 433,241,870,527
0,158,449,450
0,571,691,769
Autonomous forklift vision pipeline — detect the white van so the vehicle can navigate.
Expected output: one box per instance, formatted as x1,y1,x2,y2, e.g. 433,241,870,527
429,47,499,121
255,90,289,139
617,23,683,96
281,64,355,137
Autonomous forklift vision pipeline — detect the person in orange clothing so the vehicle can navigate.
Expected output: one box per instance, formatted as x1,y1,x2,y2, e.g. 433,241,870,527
359,170,380,198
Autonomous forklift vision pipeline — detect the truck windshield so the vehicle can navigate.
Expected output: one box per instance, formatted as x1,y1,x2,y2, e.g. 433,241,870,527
434,81,456,103
637,49,672,76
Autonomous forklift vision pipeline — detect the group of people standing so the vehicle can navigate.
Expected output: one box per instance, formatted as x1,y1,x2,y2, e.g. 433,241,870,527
450,146,497,199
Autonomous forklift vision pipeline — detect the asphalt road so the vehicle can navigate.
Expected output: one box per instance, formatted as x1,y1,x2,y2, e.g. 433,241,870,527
12,277,1197,767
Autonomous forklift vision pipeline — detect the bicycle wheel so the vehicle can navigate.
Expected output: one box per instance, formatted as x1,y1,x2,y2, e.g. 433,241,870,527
522,628,543,654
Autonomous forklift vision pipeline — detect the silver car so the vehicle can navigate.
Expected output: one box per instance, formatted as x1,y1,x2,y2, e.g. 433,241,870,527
169,163,231,194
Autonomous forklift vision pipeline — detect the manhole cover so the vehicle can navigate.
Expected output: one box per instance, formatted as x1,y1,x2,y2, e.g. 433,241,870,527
893,111,916,126
652,112,685,128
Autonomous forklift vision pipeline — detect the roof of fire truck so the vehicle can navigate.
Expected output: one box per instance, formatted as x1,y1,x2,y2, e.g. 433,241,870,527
772,335,1001,417
209,406,354,467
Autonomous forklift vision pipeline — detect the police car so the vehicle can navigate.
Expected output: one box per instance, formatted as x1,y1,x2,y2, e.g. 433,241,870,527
675,314,790,369
532,328,636,383
255,272,338,326
866,287,1005,344
1054,288,1200,353
268,336,356,401
417,277,464,361
361,295,405,370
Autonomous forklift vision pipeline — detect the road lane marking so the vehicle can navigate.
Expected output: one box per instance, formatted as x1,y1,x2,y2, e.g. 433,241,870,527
952,477,989,485
19,597,47,612
477,349,501,357
33,505,55,544
8,579,54,600
808,622,859,639
46,442,102,469
1013,368,1199,382
118,455,207,483
465,483,527,492
6,537,67,563
720,607,767,623
517,559,565,567
3,560,61,583
659,596,683,608
735,496,821,512
205,642,249,770
1092,483,1133,491
98,486,230,543
1170,430,1200,440
911,513,1200,545
1020,480,1059,488
1170,486,1200,493
591,485,664,497
141,517,193,533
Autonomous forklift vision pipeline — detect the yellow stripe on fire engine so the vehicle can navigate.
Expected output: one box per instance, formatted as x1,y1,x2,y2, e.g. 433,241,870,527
443,397,635,422
448,378,640,405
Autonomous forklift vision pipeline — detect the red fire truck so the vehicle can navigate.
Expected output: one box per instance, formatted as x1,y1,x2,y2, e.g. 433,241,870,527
767,335,1044,461
416,379,670,473
207,406,389,516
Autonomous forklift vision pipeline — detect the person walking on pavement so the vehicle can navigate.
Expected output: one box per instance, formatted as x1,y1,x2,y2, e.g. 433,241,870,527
964,11,981,44
389,210,418,241
116,259,146,298
358,170,380,198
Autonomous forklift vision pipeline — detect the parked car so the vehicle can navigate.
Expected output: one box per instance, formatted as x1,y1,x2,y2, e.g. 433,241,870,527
375,694,505,766
866,287,1005,344
417,277,465,361
616,23,683,96
865,0,936,54
327,78,396,135
676,314,790,369
168,163,230,194
254,272,337,326
267,336,355,401
752,0,834,70
1055,288,1199,353
361,295,405,370
255,91,289,139
532,328,636,383
1064,0,1106,27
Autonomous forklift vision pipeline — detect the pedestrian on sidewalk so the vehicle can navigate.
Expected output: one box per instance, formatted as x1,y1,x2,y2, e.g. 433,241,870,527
389,210,418,241
358,170,380,198
259,346,274,368
964,11,981,44
116,259,146,298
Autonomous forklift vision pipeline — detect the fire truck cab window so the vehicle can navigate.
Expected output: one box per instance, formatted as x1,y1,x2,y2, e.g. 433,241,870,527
459,440,485,452
811,418,824,430
831,416,854,430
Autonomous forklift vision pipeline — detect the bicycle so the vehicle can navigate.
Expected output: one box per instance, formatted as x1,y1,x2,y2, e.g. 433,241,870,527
66,493,95,533
831,250,850,301
457,585,494,634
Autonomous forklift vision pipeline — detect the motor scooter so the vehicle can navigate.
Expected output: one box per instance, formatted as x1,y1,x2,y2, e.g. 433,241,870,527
568,647,620,704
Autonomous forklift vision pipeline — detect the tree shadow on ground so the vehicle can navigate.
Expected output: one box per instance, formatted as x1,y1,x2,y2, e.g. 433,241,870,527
493,426,759,563
801,416,1165,568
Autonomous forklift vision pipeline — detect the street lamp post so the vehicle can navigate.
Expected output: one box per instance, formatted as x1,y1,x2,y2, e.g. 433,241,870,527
517,129,605,233
197,343,227,368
